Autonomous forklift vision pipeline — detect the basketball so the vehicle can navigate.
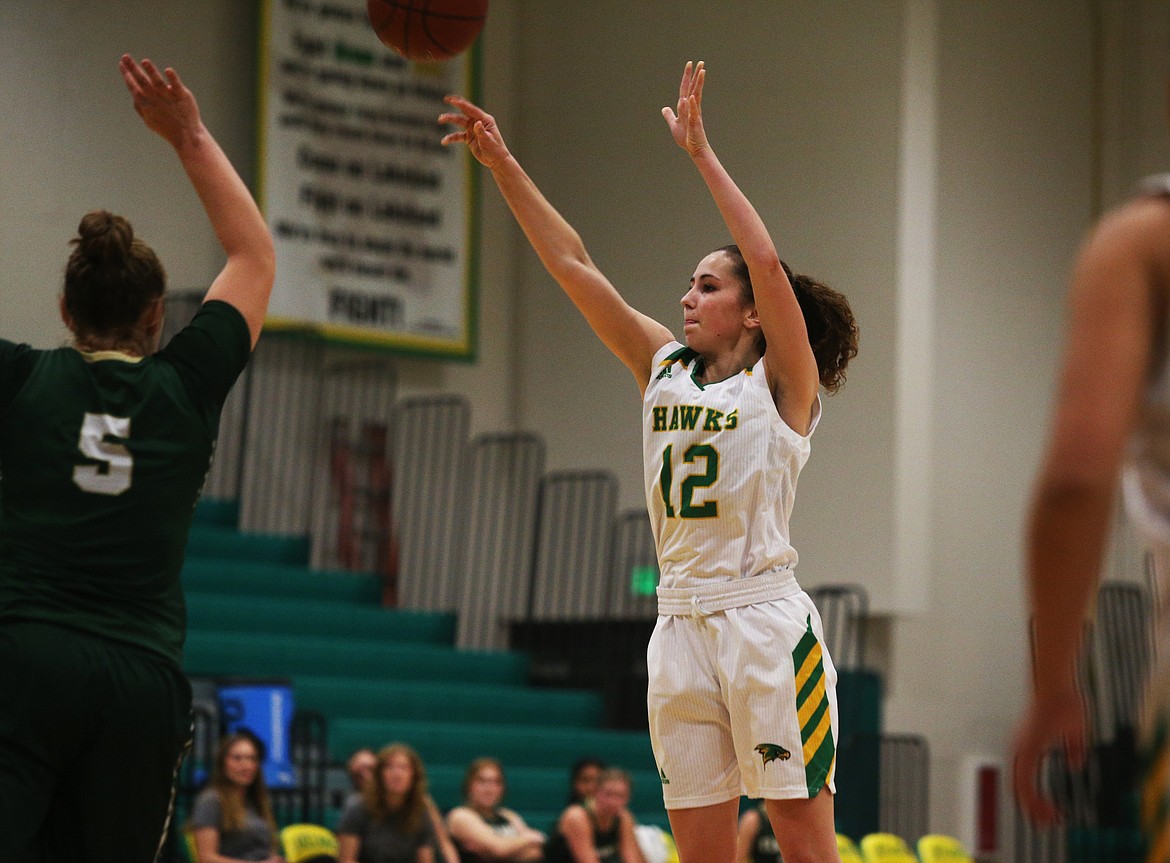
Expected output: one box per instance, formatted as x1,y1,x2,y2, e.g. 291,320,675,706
367,0,488,63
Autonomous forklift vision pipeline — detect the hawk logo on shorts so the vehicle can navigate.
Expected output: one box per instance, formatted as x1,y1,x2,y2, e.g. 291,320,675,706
755,743,791,766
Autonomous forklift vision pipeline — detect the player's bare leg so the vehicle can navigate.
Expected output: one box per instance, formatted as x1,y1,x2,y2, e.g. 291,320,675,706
765,786,841,863
666,798,739,863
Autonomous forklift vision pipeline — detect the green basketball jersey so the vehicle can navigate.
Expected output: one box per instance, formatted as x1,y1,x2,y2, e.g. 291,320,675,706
0,300,250,664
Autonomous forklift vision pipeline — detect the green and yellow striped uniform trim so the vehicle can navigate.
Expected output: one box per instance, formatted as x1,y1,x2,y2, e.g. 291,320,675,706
793,614,835,796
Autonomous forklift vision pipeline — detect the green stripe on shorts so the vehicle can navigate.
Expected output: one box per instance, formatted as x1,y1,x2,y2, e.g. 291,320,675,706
793,615,835,796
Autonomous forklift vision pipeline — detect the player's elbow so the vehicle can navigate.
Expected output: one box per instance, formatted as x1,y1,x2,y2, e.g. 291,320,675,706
225,235,275,287
745,248,784,279
254,235,277,286
546,240,593,282
244,244,277,298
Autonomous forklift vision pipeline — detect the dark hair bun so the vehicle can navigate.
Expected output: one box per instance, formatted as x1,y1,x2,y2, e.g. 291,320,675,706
74,209,134,265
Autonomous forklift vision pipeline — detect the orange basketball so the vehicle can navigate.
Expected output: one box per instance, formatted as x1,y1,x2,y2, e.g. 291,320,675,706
367,0,488,62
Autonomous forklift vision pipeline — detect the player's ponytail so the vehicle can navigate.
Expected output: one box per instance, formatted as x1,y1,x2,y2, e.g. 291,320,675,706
63,209,166,342
716,245,858,394
780,260,858,394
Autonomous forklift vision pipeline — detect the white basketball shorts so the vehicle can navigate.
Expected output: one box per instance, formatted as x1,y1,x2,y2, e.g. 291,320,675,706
647,576,838,809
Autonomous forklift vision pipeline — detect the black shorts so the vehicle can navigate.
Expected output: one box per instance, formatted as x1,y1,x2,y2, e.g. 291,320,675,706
0,620,192,863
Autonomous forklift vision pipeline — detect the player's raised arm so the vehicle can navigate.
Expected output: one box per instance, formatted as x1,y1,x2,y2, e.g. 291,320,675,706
663,61,819,431
440,95,673,390
119,55,274,347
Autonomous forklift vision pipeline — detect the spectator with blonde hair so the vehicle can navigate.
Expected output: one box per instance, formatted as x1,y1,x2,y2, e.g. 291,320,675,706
190,732,282,863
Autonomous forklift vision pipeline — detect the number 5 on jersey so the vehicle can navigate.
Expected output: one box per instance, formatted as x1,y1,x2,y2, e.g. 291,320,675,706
659,443,719,518
73,412,133,496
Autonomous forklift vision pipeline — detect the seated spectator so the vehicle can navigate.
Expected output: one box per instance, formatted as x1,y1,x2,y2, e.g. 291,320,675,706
566,758,606,806
337,743,436,863
445,758,545,862
339,744,457,863
734,803,780,863
543,768,645,863
348,749,378,794
189,731,283,863
343,748,378,808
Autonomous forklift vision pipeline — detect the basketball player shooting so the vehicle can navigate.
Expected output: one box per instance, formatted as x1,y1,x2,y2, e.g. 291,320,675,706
440,61,857,863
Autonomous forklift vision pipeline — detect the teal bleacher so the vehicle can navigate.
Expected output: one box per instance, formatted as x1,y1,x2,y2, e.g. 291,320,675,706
180,498,668,830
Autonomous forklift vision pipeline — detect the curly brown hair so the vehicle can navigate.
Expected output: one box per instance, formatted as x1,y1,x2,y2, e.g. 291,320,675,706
716,245,858,393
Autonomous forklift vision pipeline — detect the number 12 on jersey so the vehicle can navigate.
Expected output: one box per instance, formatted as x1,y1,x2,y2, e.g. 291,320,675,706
659,443,719,518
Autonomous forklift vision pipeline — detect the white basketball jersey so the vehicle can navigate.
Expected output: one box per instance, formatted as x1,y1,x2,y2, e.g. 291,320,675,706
1123,175,1170,561
642,341,819,591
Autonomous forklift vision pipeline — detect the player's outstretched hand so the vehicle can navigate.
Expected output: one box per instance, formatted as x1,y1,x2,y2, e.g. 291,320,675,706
1011,688,1087,826
119,55,204,149
439,96,510,170
662,60,710,158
